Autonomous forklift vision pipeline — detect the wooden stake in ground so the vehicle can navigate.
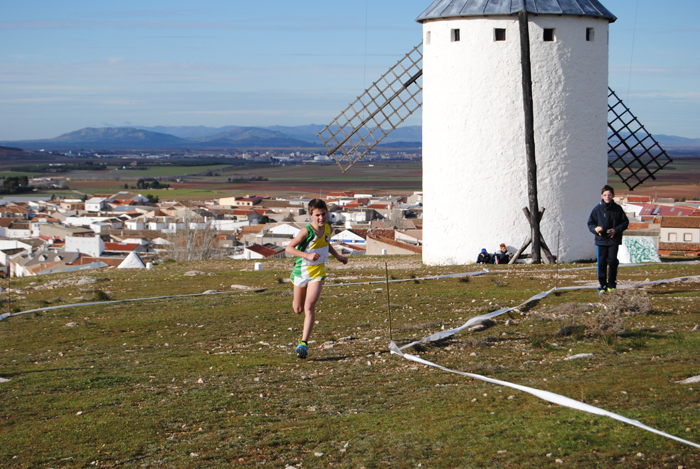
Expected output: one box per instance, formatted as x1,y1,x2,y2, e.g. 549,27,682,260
7,270,11,314
385,262,393,342
555,230,561,290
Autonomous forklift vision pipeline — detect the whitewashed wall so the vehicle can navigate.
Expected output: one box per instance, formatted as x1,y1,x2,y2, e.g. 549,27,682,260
422,15,609,264
65,236,105,257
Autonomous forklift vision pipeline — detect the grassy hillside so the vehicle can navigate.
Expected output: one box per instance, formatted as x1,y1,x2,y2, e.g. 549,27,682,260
1,257,699,468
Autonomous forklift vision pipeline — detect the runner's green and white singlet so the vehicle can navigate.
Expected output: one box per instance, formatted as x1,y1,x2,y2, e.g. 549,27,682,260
291,223,331,283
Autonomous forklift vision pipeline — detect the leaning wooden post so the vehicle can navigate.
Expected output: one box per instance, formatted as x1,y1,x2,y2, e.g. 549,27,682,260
518,9,542,264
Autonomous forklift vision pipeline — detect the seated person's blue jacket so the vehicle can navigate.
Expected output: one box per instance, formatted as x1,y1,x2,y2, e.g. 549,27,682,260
587,200,629,246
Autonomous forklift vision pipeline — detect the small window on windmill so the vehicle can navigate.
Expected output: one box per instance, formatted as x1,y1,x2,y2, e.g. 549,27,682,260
669,233,677,241
451,29,460,42
586,28,595,41
543,28,555,42
426,31,431,45
494,28,506,42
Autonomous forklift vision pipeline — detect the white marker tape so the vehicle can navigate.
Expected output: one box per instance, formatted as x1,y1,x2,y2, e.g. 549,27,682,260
390,342,700,449
400,275,700,350
400,288,561,350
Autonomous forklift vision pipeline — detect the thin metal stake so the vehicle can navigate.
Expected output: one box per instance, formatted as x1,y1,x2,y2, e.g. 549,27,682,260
7,269,11,314
555,230,561,290
385,262,393,342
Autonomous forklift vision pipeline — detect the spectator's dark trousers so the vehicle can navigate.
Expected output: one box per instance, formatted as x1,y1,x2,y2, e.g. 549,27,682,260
597,245,619,289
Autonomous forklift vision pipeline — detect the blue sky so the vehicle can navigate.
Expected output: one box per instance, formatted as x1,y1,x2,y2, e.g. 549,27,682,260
1,0,698,140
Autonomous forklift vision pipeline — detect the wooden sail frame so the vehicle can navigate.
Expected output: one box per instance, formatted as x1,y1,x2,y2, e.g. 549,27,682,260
318,43,423,173
608,88,673,190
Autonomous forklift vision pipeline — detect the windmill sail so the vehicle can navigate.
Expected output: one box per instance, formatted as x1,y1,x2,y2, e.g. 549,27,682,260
607,88,673,190
320,44,671,189
318,43,423,173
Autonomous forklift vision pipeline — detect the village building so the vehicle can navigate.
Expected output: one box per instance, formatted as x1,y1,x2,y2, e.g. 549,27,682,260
366,230,422,256
219,196,263,207
660,216,700,243
242,243,286,260
331,229,367,245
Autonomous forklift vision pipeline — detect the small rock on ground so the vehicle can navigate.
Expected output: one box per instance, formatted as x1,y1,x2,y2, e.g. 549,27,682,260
564,353,595,361
0,378,11,383
185,271,215,276
676,376,700,384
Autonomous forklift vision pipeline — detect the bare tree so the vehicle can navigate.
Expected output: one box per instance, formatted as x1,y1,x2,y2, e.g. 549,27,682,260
388,207,404,229
166,209,218,261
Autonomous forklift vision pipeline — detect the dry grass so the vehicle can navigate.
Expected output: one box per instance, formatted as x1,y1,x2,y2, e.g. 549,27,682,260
586,309,624,337
1,257,700,468
601,289,653,316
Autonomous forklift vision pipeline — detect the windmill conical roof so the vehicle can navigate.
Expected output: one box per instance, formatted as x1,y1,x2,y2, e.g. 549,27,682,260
417,0,616,23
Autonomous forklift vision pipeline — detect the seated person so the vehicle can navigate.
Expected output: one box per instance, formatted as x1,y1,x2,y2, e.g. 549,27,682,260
494,243,511,264
476,248,493,264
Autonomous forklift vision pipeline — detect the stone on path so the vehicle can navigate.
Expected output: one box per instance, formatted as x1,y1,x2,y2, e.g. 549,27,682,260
0,378,10,383
676,376,700,384
564,353,594,361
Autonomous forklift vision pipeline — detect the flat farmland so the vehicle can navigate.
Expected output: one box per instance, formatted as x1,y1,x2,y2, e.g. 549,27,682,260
609,157,700,200
109,164,232,178
37,162,423,200
7,157,699,201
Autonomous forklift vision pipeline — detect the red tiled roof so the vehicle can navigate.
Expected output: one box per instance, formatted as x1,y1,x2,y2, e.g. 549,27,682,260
626,196,651,203
348,229,368,239
339,243,365,251
328,191,355,197
103,243,139,252
659,242,700,251
627,222,650,231
246,244,279,257
371,229,395,239
660,217,700,229
397,229,423,240
640,204,696,217
2,206,29,214
239,225,265,235
367,233,422,254
74,255,123,267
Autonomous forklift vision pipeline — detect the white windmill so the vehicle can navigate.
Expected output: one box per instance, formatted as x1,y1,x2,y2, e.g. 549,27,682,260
318,0,671,265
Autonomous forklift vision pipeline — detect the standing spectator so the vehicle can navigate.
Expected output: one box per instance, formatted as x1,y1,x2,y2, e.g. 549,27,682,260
587,185,629,294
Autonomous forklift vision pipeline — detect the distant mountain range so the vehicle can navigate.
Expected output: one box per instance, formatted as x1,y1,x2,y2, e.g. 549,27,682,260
2,124,699,152
0,126,325,151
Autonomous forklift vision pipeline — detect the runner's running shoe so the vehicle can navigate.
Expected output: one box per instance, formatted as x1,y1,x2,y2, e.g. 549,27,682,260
296,340,308,359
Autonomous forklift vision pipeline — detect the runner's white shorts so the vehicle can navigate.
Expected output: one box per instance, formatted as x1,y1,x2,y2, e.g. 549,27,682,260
291,275,325,288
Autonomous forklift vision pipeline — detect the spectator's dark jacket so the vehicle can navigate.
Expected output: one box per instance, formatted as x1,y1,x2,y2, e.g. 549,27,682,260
477,252,493,264
587,200,629,246
495,251,510,264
